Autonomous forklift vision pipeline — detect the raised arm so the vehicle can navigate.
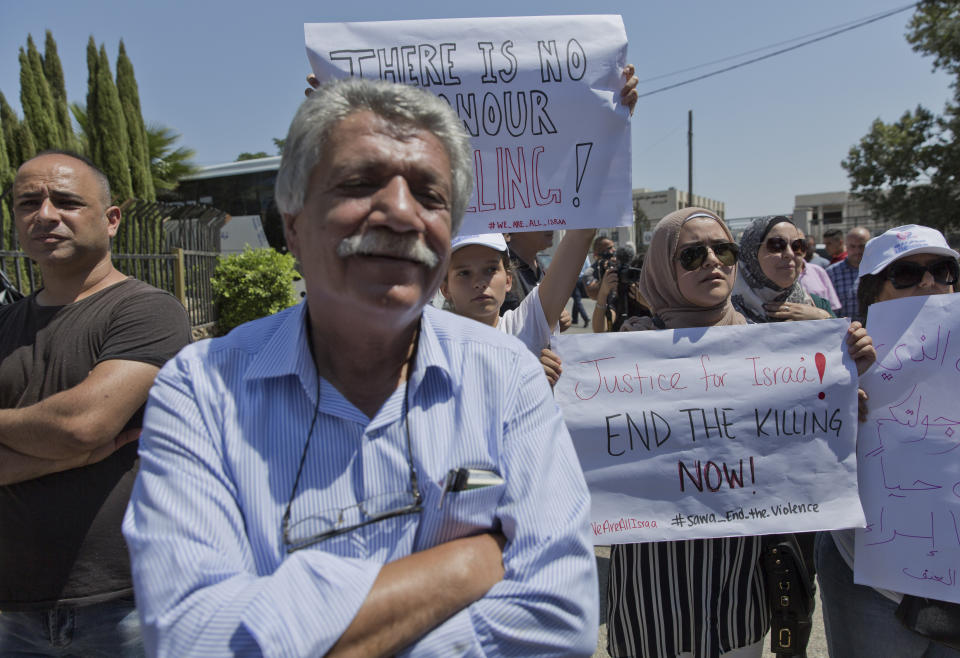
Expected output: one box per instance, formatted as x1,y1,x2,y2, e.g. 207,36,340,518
591,269,618,333
536,229,597,329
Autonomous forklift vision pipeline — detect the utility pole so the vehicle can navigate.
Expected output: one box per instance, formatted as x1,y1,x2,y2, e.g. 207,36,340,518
687,110,693,207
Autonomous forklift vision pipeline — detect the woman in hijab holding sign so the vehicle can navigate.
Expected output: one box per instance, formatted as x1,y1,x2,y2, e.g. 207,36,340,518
816,224,960,658
730,216,833,323
610,207,766,658
611,208,874,658
730,216,835,609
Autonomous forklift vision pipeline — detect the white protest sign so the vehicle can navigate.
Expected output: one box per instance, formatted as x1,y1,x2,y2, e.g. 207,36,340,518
304,16,632,236
855,293,960,602
553,319,862,545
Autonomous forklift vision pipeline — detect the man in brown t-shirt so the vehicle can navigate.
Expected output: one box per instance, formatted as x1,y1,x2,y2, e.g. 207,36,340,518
0,151,190,655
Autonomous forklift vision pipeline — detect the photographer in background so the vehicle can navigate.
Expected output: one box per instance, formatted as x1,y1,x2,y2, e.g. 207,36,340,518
583,235,616,300
592,245,650,332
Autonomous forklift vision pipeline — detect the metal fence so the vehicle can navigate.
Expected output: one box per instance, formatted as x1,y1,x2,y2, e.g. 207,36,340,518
0,201,226,330
0,247,220,330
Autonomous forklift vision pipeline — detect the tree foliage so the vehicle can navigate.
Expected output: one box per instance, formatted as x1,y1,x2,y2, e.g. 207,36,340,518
843,0,960,231
19,38,59,152
0,93,20,168
85,37,101,166
89,44,133,201
211,247,298,335
236,151,270,161
0,106,14,252
2,31,196,203
146,122,197,193
42,30,77,152
116,40,155,200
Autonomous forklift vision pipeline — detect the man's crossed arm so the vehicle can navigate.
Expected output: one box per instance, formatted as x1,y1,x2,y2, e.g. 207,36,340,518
0,359,159,484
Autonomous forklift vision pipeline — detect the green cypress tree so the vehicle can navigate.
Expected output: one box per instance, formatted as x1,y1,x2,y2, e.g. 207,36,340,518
91,44,132,202
116,40,154,200
11,121,36,288
14,117,37,165
0,109,13,252
85,37,100,164
20,37,59,150
43,31,78,152
0,92,20,168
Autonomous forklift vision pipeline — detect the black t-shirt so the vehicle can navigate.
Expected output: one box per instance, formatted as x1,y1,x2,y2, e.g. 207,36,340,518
0,278,191,609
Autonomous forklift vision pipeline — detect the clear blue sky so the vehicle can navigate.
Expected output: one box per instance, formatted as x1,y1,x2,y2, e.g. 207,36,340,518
2,0,951,218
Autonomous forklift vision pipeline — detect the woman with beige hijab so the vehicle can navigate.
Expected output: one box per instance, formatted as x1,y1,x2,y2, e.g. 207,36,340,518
609,208,874,658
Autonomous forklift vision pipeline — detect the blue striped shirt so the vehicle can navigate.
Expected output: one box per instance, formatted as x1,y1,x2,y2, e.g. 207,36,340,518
123,301,597,657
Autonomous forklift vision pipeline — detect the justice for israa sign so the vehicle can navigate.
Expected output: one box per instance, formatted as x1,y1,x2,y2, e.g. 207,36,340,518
553,319,863,545
856,293,960,603
304,15,632,237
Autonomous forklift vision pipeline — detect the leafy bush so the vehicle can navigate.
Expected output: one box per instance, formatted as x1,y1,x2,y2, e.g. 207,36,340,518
211,247,298,335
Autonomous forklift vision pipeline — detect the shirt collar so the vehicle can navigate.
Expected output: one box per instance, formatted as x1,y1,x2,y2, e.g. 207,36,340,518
244,301,318,403
408,304,455,398
243,301,456,409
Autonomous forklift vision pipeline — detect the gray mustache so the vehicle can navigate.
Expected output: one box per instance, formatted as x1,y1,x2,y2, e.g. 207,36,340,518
336,230,440,268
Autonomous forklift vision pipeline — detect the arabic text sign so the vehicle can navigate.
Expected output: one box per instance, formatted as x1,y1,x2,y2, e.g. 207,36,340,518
554,319,862,545
856,294,960,602
304,15,632,236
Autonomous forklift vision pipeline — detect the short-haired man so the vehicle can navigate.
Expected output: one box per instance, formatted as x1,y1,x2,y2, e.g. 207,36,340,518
804,235,830,268
0,151,190,654
124,78,598,656
827,227,871,322
823,228,846,264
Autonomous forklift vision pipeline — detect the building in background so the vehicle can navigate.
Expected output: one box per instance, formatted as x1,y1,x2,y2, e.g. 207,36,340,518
792,191,884,242
622,188,726,254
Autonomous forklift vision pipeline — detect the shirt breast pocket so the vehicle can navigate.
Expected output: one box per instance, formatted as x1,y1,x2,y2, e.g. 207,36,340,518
421,478,506,545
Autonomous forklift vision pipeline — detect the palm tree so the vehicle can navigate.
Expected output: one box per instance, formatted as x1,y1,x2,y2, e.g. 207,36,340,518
69,103,196,195
146,122,196,193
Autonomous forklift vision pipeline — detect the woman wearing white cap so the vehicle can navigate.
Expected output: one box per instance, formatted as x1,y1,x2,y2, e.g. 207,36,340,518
440,230,596,386
816,224,960,657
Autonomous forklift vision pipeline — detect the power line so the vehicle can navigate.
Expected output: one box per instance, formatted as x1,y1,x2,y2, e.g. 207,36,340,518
636,4,917,85
637,2,918,99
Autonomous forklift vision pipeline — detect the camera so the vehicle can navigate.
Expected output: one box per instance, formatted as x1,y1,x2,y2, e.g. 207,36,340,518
597,246,645,327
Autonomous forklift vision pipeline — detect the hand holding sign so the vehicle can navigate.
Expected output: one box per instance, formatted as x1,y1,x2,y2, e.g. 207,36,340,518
856,294,960,603
554,319,864,545
304,16,633,236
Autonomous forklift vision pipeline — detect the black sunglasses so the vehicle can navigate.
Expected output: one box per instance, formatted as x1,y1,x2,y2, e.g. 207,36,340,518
765,237,807,255
883,258,959,289
676,242,739,271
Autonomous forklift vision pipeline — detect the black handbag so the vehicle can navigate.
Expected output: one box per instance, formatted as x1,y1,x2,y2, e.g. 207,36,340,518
895,594,960,650
760,534,815,657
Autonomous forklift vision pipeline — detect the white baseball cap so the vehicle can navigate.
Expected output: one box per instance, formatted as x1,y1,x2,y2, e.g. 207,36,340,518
858,224,959,279
450,233,508,253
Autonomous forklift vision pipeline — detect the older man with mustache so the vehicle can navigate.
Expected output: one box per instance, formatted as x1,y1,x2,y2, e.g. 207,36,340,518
123,77,599,657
